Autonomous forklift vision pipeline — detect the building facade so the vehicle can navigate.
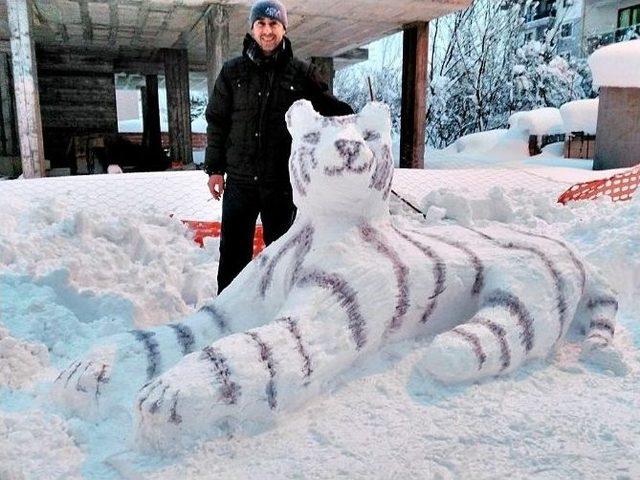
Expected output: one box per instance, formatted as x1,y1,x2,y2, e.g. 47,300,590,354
583,0,640,53
520,0,640,58
520,0,585,60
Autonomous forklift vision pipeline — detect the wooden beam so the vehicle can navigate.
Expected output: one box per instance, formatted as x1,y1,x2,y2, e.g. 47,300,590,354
78,0,93,42
400,22,428,169
108,1,119,47
141,74,163,167
7,0,46,178
162,48,192,165
205,4,230,97
335,47,368,62
0,53,18,156
310,57,335,93
132,2,150,47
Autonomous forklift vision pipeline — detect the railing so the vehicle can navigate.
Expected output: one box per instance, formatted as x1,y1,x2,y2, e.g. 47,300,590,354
586,24,640,54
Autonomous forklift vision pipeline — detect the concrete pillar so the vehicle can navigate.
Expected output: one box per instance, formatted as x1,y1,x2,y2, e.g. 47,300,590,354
141,74,163,168
593,86,640,170
162,48,193,165
0,52,18,157
7,0,46,178
205,4,230,97
310,57,335,93
400,22,429,169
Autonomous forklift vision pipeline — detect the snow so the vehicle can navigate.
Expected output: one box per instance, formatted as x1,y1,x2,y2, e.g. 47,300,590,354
508,107,565,136
445,129,508,154
0,412,84,480
589,39,640,88
1,105,639,478
118,116,207,134
0,325,50,389
560,98,599,134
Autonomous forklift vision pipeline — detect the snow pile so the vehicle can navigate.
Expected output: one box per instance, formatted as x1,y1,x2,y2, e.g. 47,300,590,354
0,412,84,480
589,39,640,88
0,325,50,389
438,107,567,165
420,186,517,226
508,107,565,135
446,129,508,154
0,103,639,478
418,182,640,311
436,129,530,164
560,98,599,134
0,197,218,328
564,194,640,310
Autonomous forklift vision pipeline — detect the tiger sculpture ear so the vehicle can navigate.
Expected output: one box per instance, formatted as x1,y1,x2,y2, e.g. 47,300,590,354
286,100,320,139
356,102,391,141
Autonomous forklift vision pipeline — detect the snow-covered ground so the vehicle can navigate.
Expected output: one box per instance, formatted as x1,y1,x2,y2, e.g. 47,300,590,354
1,141,639,479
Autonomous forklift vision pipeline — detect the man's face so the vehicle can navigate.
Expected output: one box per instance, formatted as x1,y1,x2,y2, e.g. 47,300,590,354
251,18,285,55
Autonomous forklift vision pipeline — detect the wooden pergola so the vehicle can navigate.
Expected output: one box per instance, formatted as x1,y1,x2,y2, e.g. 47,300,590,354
0,0,471,178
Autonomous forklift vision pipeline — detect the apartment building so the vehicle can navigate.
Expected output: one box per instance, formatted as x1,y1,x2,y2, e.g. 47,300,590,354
583,0,640,52
520,0,640,57
520,0,585,59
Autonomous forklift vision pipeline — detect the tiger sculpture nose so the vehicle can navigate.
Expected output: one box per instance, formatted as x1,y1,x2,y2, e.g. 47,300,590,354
323,130,373,177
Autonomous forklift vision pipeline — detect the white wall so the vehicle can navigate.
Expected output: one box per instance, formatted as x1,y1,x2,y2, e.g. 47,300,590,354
584,0,640,36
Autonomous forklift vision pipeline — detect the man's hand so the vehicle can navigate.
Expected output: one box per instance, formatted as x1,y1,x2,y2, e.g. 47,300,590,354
208,174,225,200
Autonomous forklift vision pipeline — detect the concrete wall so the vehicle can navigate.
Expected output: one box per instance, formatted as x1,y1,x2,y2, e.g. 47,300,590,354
594,86,640,169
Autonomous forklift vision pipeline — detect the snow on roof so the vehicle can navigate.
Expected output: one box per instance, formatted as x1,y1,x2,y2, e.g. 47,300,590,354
559,98,599,135
508,107,565,136
589,39,640,88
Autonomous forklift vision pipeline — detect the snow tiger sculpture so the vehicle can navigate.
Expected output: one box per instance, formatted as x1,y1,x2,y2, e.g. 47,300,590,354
131,100,618,450
52,101,618,450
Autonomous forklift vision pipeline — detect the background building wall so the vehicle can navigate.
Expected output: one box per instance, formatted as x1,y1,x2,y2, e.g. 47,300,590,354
36,49,118,170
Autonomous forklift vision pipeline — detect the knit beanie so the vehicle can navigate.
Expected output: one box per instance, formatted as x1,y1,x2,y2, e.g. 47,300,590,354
249,0,288,29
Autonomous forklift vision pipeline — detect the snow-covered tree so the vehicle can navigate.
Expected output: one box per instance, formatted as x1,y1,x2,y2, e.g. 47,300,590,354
334,37,402,137
335,0,595,149
427,0,594,148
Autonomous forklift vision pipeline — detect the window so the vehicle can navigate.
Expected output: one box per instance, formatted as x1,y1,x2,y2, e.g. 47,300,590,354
618,4,640,29
561,22,573,37
524,32,533,42
563,0,573,7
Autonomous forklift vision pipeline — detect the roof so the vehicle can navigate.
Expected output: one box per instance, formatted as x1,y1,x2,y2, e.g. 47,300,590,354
0,0,472,68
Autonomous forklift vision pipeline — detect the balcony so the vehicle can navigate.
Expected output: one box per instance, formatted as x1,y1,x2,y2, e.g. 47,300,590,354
586,24,640,54
524,1,557,23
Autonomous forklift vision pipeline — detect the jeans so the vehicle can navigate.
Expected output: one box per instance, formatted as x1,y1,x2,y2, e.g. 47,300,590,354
217,179,296,293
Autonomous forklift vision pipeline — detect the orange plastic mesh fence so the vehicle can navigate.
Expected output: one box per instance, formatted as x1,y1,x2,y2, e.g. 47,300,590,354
558,164,640,204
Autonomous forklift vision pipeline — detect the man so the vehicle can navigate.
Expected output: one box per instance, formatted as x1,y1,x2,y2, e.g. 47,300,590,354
205,0,353,293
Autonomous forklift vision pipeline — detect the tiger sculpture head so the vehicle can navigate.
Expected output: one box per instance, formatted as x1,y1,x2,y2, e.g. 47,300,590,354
285,100,394,221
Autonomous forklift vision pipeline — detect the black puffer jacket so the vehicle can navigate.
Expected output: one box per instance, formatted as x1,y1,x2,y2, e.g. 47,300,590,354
204,35,353,183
